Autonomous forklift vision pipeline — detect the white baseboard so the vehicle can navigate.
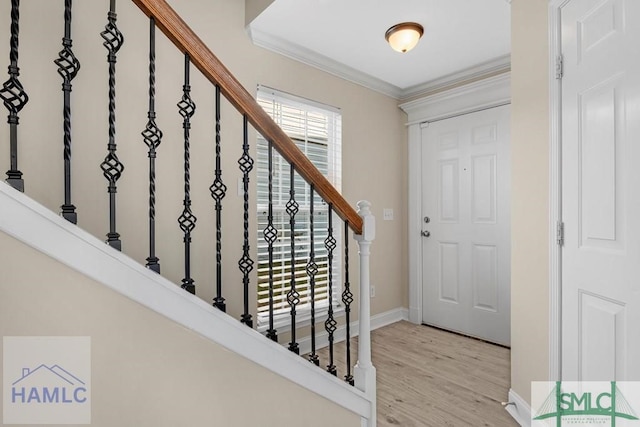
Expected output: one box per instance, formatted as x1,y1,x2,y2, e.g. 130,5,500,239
298,307,409,355
372,307,410,329
505,388,531,427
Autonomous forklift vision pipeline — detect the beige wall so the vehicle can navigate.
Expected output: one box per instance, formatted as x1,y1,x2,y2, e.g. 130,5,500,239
0,230,360,427
510,0,550,403
245,0,274,25
0,0,407,325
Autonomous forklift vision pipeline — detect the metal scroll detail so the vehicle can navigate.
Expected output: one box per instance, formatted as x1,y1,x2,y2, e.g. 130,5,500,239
210,85,227,311
324,204,337,376
1,0,29,192
55,0,80,223
142,17,162,273
177,54,197,294
286,164,300,354
100,0,124,250
238,115,254,327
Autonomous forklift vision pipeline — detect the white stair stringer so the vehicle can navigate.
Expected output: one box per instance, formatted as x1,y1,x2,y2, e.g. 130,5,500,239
0,182,372,421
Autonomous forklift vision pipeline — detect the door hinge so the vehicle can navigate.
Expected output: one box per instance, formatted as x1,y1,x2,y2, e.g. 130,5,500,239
555,55,564,80
557,221,565,246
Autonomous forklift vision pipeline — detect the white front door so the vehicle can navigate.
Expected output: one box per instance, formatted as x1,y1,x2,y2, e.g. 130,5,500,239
561,0,640,381
421,105,511,346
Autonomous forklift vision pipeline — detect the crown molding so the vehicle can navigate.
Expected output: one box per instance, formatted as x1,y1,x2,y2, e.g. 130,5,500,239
399,72,511,124
248,27,404,98
248,26,511,101
398,54,511,102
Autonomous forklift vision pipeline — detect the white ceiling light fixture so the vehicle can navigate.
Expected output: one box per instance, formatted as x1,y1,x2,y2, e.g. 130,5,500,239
385,22,424,53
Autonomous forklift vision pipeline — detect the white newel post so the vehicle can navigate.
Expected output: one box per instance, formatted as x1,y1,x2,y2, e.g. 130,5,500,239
354,200,377,427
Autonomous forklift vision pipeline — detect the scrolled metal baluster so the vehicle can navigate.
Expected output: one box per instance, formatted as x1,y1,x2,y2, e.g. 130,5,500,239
100,0,124,250
238,115,254,327
343,220,354,385
264,140,278,342
55,0,80,223
142,17,162,273
307,185,319,366
210,85,226,311
1,0,29,192
177,54,196,294
286,164,300,354
324,204,337,376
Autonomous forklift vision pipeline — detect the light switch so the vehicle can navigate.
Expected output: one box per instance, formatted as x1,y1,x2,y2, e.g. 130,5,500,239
383,208,394,221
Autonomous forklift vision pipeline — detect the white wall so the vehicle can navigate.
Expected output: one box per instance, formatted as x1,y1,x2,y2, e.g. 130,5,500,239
510,0,550,404
0,0,408,324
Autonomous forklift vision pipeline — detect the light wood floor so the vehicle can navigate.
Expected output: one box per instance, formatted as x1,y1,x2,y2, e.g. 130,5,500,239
317,321,517,427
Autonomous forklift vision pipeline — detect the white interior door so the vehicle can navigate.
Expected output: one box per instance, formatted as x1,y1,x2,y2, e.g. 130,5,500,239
561,0,640,381
421,105,511,346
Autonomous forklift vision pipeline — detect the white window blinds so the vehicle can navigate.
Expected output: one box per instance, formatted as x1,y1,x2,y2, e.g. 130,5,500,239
256,86,342,326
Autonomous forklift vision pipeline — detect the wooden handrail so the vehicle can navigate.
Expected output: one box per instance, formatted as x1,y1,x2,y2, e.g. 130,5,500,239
132,0,363,235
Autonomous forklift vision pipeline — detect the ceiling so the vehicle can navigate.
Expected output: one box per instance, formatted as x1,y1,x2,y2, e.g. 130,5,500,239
248,0,512,100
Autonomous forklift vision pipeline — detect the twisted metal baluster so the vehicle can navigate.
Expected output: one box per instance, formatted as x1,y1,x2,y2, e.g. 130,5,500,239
238,115,254,327
324,204,337,376
142,17,162,273
286,164,300,354
343,221,354,385
264,140,278,342
0,0,28,192
177,54,196,294
55,0,80,223
210,85,227,311
100,0,124,250
307,185,319,366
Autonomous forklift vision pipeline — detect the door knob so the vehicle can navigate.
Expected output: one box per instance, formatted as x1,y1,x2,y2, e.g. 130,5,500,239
421,230,431,238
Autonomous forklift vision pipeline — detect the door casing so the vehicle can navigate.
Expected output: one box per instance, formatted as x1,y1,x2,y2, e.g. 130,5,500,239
548,0,574,384
399,74,511,332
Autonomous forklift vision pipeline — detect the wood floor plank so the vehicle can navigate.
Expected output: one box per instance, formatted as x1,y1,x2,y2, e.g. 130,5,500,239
316,321,518,426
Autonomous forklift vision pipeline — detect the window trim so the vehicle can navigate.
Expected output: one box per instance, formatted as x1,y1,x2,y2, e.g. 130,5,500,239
255,85,343,330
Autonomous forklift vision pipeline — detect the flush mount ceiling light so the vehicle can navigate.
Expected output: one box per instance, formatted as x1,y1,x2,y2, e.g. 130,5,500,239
385,22,424,53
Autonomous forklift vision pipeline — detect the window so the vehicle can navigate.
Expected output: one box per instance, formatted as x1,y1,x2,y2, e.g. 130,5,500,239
256,85,342,329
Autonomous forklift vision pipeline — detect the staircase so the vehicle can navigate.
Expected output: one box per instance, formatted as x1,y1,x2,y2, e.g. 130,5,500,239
0,0,376,425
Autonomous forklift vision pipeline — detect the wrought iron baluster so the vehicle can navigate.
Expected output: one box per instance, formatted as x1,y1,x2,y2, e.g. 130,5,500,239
142,17,162,273
343,221,354,385
1,0,28,192
286,164,300,354
324,204,337,376
264,140,278,341
238,115,254,327
177,54,196,294
307,185,319,366
210,85,226,311
100,0,124,250
55,0,80,223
